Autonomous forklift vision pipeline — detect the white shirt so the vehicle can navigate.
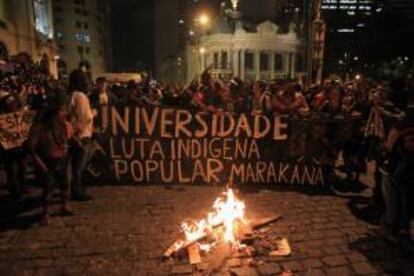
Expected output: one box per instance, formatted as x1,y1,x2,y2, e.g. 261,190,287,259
70,91,94,139
99,93,109,105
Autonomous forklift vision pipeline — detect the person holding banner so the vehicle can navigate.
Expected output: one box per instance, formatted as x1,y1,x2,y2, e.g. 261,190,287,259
28,94,74,225
272,83,309,116
212,83,235,113
249,81,272,115
68,69,96,201
0,93,27,200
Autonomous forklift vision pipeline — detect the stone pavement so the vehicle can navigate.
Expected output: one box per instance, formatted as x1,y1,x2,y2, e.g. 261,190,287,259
0,186,413,276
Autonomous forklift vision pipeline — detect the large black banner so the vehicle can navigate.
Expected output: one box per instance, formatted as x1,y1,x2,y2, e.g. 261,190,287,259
85,105,359,187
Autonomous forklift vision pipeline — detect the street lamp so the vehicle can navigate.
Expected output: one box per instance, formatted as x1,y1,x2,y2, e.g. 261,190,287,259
198,14,209,26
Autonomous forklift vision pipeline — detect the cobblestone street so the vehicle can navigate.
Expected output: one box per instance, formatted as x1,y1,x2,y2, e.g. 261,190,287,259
0,185,413,276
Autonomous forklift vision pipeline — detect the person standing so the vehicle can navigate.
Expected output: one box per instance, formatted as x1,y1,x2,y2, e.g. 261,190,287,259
380,106,414,253
89,77,118,109
0,93,26,200
28,94,74,225
68,70,95,201
249,81,272,115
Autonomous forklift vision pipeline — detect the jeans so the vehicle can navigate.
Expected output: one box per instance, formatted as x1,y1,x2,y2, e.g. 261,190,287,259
381,163,411,234
70,138,92,198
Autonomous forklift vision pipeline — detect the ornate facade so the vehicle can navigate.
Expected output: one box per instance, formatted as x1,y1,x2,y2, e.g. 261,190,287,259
186,12,304,83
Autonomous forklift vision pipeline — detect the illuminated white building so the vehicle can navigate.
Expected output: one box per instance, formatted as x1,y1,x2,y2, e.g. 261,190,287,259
186,6,304,83
0,0,57,76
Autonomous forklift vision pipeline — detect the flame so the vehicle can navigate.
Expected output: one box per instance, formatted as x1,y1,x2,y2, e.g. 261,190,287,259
180,188,245,246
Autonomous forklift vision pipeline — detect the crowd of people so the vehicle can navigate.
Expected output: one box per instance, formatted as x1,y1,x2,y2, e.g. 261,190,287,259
0,58,413,251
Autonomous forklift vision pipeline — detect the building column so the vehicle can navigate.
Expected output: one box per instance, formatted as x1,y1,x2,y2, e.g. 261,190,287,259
254,50,260,81
204,53,210,68
240,49,245,80
269,52,275,80
200,53,205,74
232,49,239,78
227,49,231,70
291,53,296,79
218,51,222,69
284,52,290,78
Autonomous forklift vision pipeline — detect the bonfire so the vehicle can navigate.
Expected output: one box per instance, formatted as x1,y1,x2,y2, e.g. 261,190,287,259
181,188,246,248
164,188,284,270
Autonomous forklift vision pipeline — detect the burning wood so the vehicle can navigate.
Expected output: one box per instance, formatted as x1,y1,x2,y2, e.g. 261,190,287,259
269,238,292,257
187,244,202,264
203,242,232,275
163,188,283,260
164,188,245,258
250,214,283,230
163,221,225,258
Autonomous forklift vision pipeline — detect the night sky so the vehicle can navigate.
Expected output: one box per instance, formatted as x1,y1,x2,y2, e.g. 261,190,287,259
110,0,154,72
110,0,414,73
110,0,278,73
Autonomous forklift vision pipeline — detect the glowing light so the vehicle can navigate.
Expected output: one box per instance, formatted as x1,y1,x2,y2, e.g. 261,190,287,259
214,189,245,243
337,28,355,33
355,74,361,80
231,0,240,10
181,188,245,245
198,14,209,26
199,47,206,54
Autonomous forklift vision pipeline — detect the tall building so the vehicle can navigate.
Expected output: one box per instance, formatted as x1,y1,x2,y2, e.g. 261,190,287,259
52,0,112,79
321,0,378,30
320,0,382,76
0,0,57,76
